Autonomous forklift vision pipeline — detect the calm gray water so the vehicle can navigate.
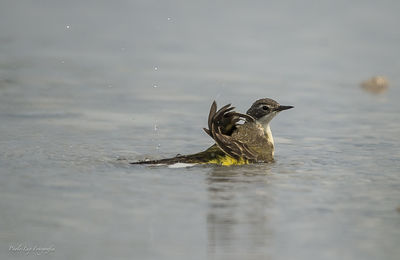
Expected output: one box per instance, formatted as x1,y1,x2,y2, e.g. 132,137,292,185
1,1,400,259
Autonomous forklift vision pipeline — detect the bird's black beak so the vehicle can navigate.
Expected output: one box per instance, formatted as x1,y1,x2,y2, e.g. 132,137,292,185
275,105,294,111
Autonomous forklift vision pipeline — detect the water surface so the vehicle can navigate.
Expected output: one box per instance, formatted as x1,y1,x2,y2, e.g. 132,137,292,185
1,1,400,259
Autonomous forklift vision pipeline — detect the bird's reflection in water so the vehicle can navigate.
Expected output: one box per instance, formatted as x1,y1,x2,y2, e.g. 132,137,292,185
206,164,275,260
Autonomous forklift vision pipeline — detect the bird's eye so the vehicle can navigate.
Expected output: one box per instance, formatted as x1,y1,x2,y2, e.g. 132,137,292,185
262,106,269,111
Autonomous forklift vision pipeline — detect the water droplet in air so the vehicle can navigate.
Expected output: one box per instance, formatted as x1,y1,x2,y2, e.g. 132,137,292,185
167,17,171,21
66,25,70,29
153,85,158,88
154,67,158,71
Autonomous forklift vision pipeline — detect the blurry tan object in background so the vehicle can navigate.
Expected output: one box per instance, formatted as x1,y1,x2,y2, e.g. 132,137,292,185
361,76,389,94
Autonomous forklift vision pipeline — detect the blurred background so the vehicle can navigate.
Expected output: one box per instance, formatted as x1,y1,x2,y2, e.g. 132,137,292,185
0,1,399,259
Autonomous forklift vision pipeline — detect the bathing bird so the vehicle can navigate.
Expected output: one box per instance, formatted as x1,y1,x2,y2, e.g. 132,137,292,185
132,98,293,166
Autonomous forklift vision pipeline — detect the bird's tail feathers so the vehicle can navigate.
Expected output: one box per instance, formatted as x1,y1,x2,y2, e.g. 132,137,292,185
131,152,209,165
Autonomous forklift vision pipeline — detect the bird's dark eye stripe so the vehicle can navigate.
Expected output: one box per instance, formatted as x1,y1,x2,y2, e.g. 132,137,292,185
262,106,269,110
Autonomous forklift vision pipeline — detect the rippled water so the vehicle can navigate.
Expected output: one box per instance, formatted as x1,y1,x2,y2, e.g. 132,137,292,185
1,1,400,259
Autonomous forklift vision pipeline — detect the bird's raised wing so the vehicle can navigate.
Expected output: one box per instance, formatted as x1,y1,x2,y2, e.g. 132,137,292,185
203,101,258,161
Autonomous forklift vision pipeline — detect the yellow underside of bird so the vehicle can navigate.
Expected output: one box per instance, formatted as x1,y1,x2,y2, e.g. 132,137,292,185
206,155,249,166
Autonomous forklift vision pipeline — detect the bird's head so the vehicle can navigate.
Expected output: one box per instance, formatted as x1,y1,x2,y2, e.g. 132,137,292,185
246,98,293,126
